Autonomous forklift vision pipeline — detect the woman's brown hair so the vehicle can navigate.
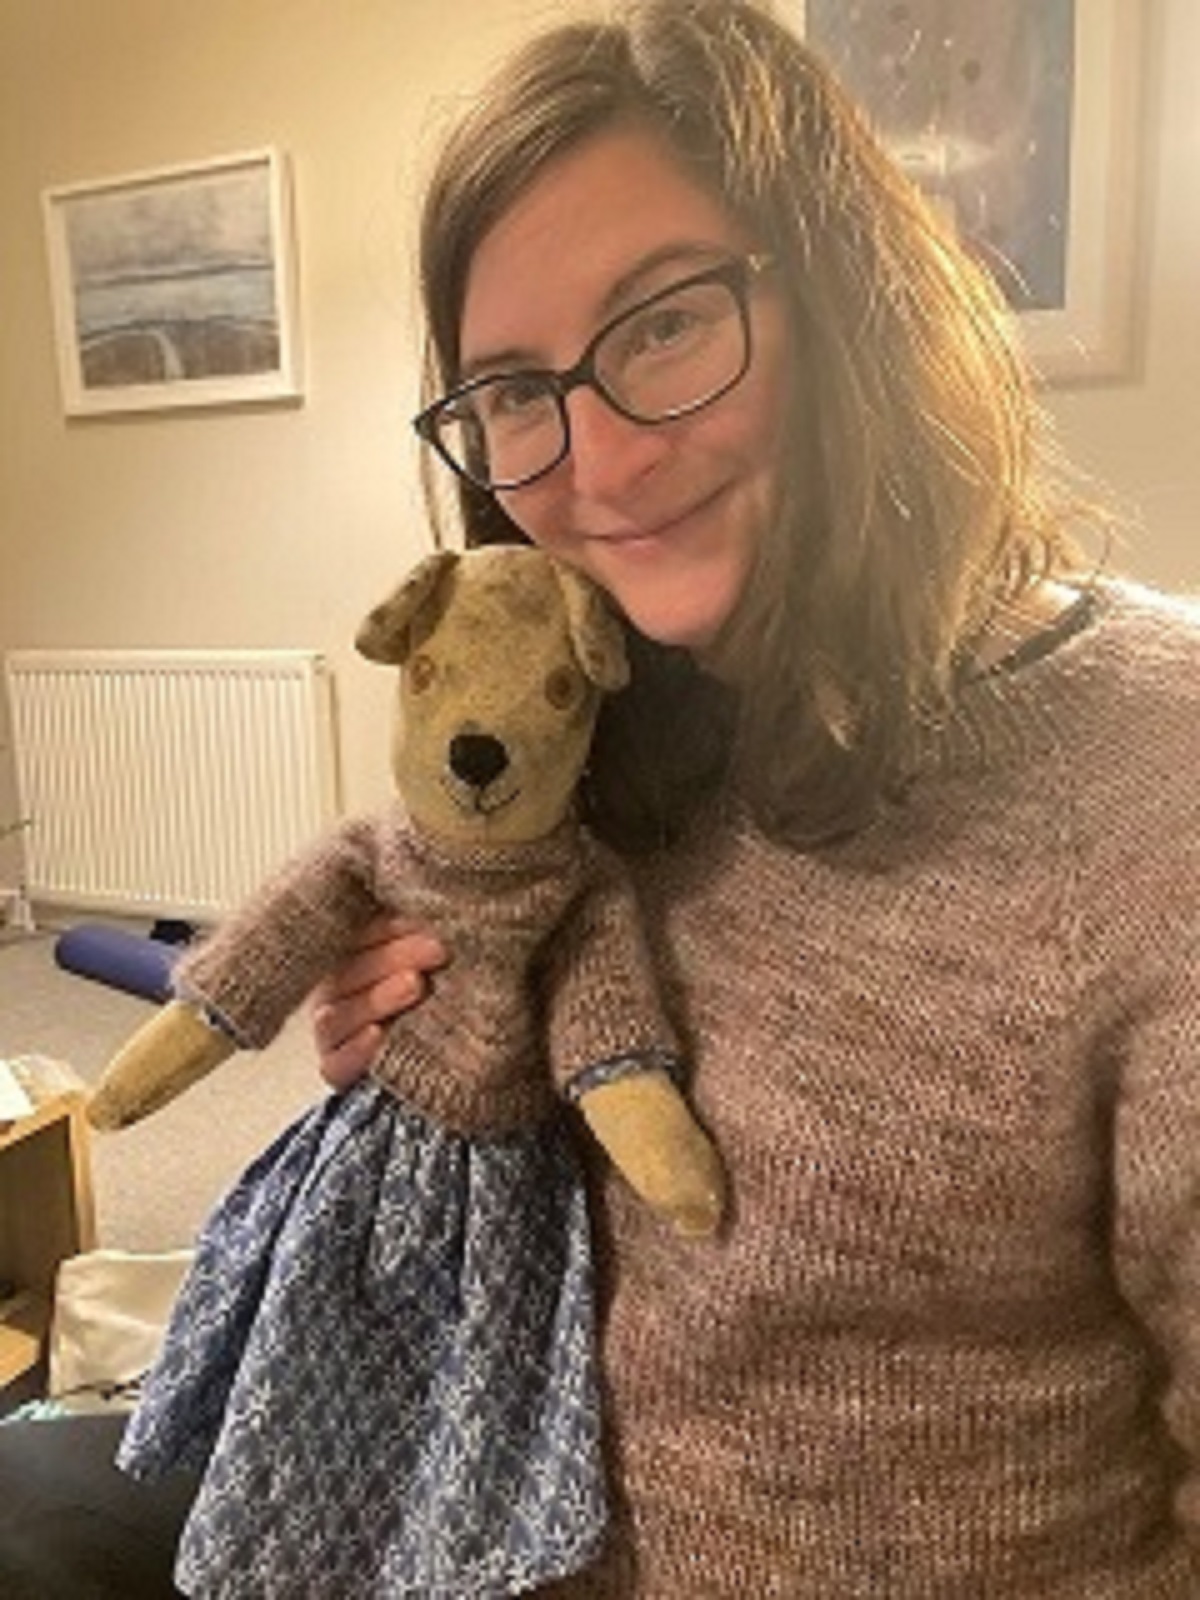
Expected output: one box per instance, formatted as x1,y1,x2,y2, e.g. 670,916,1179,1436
417,0,1094,848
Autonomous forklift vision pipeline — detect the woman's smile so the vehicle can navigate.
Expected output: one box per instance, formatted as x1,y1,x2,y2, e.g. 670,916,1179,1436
582,484,729,550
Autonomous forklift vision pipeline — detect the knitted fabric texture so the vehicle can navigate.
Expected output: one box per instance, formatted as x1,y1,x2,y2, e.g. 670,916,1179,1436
177,816,680,1134
537,582,1200,1598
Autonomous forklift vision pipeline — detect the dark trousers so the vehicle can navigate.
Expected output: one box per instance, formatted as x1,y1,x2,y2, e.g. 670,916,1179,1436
0,1414,198,1598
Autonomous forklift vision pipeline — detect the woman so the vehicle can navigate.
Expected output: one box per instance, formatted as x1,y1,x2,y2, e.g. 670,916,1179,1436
322,0,1200,1594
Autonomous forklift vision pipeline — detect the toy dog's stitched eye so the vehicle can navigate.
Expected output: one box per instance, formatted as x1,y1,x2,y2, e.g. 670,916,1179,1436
544,665,582,710
408,654,437,693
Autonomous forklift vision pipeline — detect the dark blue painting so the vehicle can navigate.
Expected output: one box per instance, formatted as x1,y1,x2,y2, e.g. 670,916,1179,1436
803,0,1076,311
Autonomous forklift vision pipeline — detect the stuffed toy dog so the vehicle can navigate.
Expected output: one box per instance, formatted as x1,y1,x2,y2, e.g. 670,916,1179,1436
87,545,724,1598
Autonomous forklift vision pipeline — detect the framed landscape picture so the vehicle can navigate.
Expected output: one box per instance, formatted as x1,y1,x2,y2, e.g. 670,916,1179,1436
43,148,303,416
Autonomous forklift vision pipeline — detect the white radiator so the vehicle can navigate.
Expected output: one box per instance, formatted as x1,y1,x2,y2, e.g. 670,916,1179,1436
3,649,339,920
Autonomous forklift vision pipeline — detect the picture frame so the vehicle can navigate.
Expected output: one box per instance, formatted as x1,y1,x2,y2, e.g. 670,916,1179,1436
42,148,303,416
795,0,1143,383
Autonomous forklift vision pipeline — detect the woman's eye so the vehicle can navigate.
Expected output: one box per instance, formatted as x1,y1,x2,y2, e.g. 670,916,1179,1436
609,279,731,372
480,375,554,422
408,654,438,692
636,305,697,351
544,665,582,709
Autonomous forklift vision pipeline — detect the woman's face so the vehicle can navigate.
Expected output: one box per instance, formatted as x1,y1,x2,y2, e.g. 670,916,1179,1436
458,125,792,653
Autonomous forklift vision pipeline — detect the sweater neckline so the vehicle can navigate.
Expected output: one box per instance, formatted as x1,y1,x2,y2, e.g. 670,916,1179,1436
968,586,1101,682
913,582,1112,782
400,811,585,878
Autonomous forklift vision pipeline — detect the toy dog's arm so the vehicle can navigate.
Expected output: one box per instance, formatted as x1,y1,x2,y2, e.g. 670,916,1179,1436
547,841,728,1237
87,821,385,1131
88,1000,236,1130
575,1069,725,1237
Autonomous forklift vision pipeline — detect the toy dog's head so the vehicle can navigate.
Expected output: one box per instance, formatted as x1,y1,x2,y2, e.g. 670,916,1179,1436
357,546,629,846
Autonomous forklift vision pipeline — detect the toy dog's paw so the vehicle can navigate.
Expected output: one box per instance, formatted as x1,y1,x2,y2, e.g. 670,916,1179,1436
661,1168,725,1239
87,1073,191,1131
630,1125,725,1238
86,1082,135,1132
87,1000,236,1130
577,1069,727,1238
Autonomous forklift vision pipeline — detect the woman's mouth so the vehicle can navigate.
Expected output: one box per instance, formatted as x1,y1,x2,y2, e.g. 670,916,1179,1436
588,489,724,549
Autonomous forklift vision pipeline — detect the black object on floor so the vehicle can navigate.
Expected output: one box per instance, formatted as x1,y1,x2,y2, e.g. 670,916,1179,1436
0,1413,198,1598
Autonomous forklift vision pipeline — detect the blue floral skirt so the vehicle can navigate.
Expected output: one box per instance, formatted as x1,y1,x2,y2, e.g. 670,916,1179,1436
118,1081,606,1597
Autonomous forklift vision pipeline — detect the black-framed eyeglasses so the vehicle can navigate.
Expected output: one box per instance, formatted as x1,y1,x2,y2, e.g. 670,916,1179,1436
413,252,775,493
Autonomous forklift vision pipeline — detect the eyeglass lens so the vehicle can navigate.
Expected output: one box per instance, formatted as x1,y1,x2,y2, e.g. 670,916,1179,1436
433,271,750,490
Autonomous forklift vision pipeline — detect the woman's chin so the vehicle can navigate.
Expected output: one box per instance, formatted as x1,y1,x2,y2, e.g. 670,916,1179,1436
615,589,732,653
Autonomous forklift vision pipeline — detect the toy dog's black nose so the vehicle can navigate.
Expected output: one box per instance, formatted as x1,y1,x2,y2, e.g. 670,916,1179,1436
449,732,509,790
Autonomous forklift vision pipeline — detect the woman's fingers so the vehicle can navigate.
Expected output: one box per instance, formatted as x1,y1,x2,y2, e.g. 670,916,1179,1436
314,1021,385,1092
310,919,448,1087
315,918,445,1002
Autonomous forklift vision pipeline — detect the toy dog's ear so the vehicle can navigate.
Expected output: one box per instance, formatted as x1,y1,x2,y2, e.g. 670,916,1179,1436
553,562,630,693
356,551,459,664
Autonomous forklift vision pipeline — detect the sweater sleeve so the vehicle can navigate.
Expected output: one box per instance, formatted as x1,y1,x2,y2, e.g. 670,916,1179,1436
542,836,684,1099
175,820,385,1050
1111,933,1200,1532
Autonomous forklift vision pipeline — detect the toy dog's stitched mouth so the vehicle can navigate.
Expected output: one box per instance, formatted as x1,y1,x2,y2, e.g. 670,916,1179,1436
440,774,521,817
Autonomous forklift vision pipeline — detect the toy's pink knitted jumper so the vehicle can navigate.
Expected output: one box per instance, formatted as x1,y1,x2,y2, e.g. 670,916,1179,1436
178,819,681,1130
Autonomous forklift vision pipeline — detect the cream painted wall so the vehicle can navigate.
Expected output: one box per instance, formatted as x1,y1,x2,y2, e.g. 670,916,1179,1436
1,0,1197,863
1043,0,1200,590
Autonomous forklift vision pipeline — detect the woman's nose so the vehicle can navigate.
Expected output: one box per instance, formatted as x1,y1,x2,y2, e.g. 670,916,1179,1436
561,386,668,501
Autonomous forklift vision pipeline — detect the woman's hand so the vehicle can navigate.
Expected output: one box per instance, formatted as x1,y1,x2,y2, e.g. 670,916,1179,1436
310,918,448,1090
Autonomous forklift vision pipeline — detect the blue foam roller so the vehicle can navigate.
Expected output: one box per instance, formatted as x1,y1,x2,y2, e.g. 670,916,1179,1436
55,923,184,1003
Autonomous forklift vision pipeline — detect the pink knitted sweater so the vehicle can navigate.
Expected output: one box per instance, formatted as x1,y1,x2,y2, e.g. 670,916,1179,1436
543,582,1200,1597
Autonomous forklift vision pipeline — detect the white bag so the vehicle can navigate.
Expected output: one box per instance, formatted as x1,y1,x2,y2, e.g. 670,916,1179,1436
47,1247,193,1408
